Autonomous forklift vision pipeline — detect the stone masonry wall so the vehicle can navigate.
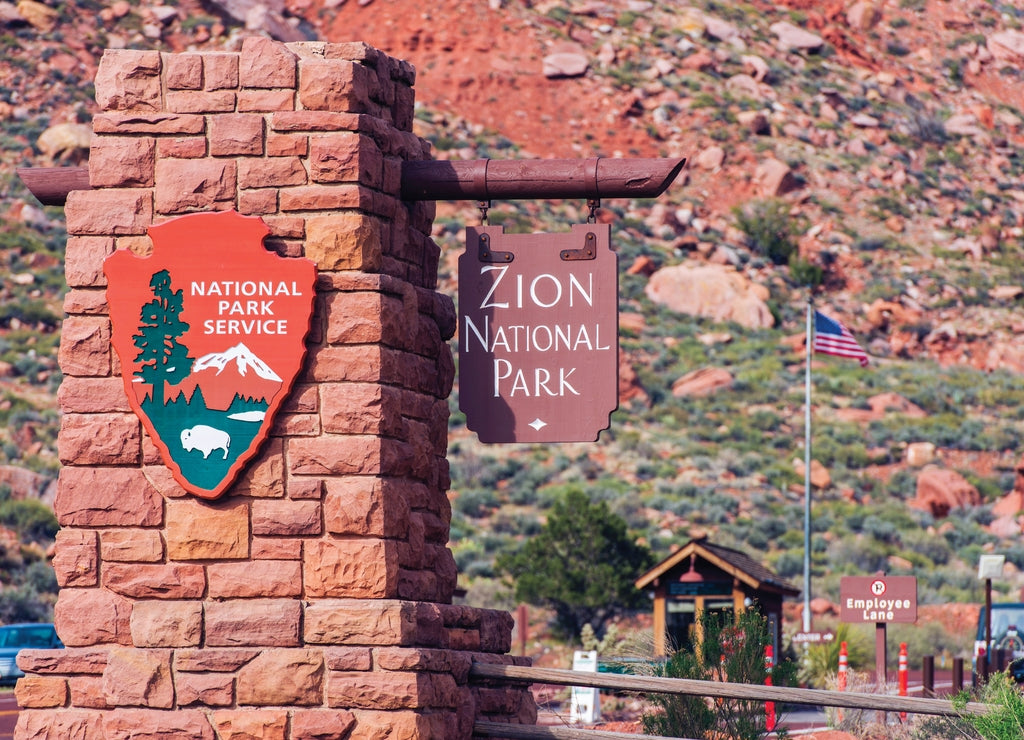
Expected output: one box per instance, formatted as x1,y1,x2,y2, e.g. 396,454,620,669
15,38,535,740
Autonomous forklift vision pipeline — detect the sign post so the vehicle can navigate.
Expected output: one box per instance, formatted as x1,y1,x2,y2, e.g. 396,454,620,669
840,575,917,692
978,554,1005,683
458,224,618,443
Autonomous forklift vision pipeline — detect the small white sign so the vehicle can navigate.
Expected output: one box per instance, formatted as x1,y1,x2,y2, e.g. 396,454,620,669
979,554,1005,580
570,650,600,725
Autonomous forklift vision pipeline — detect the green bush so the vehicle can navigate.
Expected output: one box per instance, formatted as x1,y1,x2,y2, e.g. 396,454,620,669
733,199,800,265
643,608,796,739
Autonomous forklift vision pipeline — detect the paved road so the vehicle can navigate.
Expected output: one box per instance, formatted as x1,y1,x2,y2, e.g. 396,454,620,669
0,692,17,740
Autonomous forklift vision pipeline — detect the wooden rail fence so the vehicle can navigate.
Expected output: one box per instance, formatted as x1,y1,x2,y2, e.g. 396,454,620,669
468,662,993,740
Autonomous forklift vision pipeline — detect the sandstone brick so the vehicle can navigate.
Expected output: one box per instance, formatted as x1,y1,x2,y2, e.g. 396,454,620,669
323,647,373,671
373,647,470,680
17,647,109,675
15,709,103,739
69,675,109,708
166,498,249,560
279,184,372,213
271,412,320,436
292,709,357,740
324,292,398,347
267,133,307,157
54,588,132,646
288,436,383,476
55,467,162,527
103,563,206,599
65,189,152,236
65,236,115,288
326,671,448,710
304,600,442,648
58,316,111,376
251,499,321,536
165,53,203,89
310,133,382,188
304,538,398,599
213,710,288,740
95,49,162,112
239,189,278,215
323,477,409,538
205,600,301,647
52,529,98,588
280,384,316,415
93,112,206,135
63,289,108,316
175,672,234,707
103,648,174,708
101,529,165,562
238,156,306,188
236,649,324,706
208,560,302,598
166,89,236,113
15,676,67,708
89,135,156,189
308,346,384,384
305,213,382,272
209,114,264,156
115,234,154,256
287,477,323,500
158,136,207,158
143,464,189,498
174,648,260,672
232,440,285,497
238,89,295,112
101,708,215,739
240,37,297,88
347,710,445,740
130,600,203,647
298,59,373,113
252,537,302,560
154,158,236,214
203,52,239,90
59,413,140,465
271,110,361,133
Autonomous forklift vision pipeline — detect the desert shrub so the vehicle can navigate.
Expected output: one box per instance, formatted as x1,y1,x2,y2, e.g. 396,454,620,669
642,608,797,740
732,199,799,265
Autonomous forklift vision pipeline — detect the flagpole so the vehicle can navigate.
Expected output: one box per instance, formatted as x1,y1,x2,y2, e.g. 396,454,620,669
803,296,812,634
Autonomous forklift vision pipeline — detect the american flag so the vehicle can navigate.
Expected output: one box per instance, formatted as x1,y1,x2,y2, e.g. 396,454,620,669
813,311,869,367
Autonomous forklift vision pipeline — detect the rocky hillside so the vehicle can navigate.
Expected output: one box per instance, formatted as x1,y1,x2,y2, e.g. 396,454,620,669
3,0,1024,643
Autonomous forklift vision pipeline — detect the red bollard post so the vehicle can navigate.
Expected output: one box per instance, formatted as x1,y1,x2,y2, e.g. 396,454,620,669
837,641,848,724
765,644,776,732
898,642,909,722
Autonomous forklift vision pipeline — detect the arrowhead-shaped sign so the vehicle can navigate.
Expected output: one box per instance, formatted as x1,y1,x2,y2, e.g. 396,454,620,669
104,211,316,499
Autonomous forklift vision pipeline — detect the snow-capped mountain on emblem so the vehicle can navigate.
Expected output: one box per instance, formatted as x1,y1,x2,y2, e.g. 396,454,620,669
176,343,284,411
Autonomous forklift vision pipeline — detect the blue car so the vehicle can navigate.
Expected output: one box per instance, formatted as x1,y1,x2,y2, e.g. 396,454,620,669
0,623,63,685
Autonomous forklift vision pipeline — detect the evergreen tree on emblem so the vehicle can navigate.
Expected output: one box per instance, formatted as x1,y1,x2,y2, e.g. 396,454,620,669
132,269,193,407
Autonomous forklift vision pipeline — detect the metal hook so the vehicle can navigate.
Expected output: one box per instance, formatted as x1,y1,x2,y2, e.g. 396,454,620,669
587,198,600,224
478,200,491,225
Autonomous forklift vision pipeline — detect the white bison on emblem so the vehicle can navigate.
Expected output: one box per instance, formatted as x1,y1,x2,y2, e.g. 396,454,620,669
180,425,231,460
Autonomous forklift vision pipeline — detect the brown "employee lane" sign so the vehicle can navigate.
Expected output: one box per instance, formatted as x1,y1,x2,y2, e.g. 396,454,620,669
839,575,918,624
458,224,619,444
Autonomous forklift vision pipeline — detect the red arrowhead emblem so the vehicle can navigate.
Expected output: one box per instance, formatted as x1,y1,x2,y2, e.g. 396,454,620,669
104,211,317,499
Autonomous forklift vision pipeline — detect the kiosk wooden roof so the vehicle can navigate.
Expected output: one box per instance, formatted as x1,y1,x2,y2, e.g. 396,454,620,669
636,537,800,596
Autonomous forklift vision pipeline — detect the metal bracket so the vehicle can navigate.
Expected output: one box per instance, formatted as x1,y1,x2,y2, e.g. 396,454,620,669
560,231,598,261
478,232,513,263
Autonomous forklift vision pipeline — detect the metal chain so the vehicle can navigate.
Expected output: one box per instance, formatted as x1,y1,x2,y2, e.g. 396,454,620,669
478,200,491,225
587,198,600,224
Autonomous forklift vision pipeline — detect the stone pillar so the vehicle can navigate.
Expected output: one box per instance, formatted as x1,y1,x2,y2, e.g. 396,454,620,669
17,38,535,740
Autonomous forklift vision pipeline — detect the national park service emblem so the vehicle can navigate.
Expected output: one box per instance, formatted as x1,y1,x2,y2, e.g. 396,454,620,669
104,211,317,499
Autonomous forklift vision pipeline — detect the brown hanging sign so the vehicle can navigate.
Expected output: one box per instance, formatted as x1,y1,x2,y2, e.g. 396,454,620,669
458,224,619,443
104,211,317,499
